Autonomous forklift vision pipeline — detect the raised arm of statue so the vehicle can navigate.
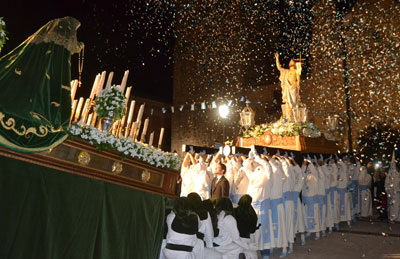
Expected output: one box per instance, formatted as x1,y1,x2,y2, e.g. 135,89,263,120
275,53,282,71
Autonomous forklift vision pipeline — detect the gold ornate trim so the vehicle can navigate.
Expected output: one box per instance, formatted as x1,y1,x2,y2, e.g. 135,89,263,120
0,112,64,138
0,133,67,153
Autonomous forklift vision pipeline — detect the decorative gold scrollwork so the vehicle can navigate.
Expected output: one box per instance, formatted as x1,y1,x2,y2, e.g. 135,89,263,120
112,161,123,174
78,151,91,165
141,170,151,183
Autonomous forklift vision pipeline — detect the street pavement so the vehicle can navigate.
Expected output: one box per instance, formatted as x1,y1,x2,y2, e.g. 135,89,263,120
267,218,400,259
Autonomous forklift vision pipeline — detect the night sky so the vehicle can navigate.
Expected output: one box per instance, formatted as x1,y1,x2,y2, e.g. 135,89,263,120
3,0,357,105
3,0,175,103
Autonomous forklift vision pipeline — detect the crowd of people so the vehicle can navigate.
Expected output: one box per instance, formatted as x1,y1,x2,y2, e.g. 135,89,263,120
159,150,400,259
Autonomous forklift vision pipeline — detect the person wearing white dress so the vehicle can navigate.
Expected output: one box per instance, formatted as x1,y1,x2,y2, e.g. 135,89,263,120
231,156,250,206
187,193,222,259
385,153,400,222
315,159,327,236
291,157,307,246
323,159,335,233
213,197,257,259
337,159,352,225
163,197,198,259
302,158,322,240
234,194,259,259
243,153,274,258
329,160,341,229
268,156,288,257
280,156,296,253
359,166,373,217
180,153,197,197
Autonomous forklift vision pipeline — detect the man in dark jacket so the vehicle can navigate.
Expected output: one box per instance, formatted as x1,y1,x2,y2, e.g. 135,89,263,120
211,163,230,199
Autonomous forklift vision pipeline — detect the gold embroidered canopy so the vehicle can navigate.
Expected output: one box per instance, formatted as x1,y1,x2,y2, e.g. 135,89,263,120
0,17,83,152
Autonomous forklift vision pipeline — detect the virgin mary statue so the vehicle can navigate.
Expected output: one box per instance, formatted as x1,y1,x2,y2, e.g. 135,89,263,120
0,17,83,152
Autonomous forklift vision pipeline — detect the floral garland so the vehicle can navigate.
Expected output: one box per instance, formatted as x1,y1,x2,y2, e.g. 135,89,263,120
0,17,8,52
95,86,126,120
243,117,321,138
68,122,181,170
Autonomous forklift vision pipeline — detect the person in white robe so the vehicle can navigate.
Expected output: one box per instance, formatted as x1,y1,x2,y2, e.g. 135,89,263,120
187,193,222,259
163,198,198,259
268,156,288,257
280,156,296,253
315,158,327,236
213,198,257,259
302,158,322,240
323,160,335,233
180,153,197,197
337,159,352,225
353,160,361,216
385,153,400,222
244,153,274,258
329,160,341,229
193,155,212,200
290,157,307,245
231,156,250,206
359,166,373,217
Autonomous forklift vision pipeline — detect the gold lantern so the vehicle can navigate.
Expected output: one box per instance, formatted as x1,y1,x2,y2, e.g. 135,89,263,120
239,103,255,133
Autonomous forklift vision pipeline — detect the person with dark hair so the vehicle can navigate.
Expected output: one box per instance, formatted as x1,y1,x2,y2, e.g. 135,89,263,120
187,193,222,258
163,197,199,259
234,195,259,259
211,163,230,199
213,197,257,259
202,199,219,237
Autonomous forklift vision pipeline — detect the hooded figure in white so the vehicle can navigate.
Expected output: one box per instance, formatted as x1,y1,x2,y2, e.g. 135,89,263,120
385,152,400,222
302,159,322,238
359,166,373,217
268,157,288,256
280,156,296,253
337,160,352,224
291,158,306,244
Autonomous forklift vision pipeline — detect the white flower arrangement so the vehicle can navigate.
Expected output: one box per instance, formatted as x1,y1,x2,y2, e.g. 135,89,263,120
0,17,8,53
243,117,321,138
68,122,181,170
95,86,126,120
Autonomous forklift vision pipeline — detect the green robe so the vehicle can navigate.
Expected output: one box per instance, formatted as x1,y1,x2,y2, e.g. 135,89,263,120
0,17,82,152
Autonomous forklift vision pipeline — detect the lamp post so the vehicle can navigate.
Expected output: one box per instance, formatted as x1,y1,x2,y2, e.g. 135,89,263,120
219,104,229,143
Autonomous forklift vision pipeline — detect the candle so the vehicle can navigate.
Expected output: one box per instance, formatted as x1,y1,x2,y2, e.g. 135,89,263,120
136,104,145,123
74,97,84,122
149,131,154,146
70,99,78,124
158,128,164,148
87,113,93,126
125,86,132,101
91,113,97,127
70,80,78,101
106,71,114,88
129,122,136,138
127,100,135,126
81,98,91,123
96,71,107,97
140,117,149,142
120,70,129,93
89,74,100,99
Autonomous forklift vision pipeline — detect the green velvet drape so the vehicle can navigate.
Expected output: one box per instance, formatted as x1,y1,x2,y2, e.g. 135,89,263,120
0,155,166,259
0,17,82,153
